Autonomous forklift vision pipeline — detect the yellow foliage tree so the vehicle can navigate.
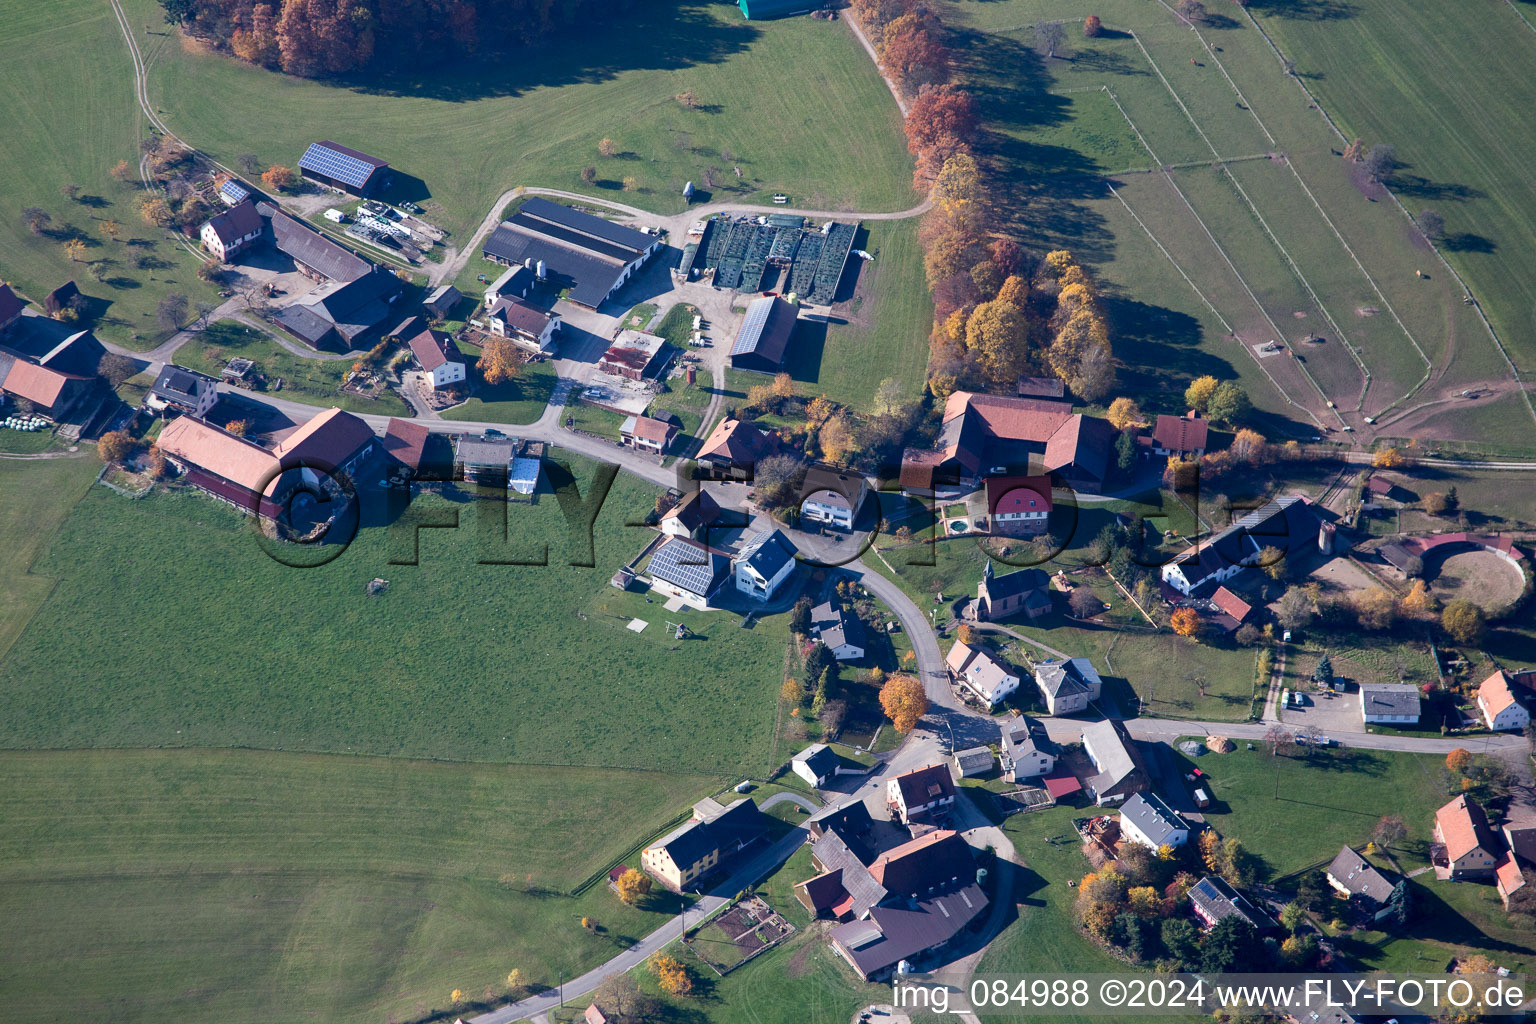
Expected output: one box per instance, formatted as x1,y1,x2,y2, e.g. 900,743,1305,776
1042,249,1077,278
615,868,652,905
1372,448,1405,468
1106,397,1144,431
772,372,794,398
806,395,836,426
965,298,1030,386
650,953,693,997
927,372,958,401
63,238,87,263
879,673,929,733
996,274,1029,308
478,338,519,386
450,989,463,1004
956,623,976,645
139,197,172,227
1127,885,1161,919
818,414,857,464
1402,579,1437,616
931,152,986,231
1184,375,1219,412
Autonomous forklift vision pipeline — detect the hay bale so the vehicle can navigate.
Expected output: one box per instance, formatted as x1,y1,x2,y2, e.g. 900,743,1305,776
1206,736,1234,754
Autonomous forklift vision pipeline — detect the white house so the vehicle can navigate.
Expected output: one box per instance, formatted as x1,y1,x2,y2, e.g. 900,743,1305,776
811,599,866,661
945,640,1020,708
733,529,798,602
1360,683,1421,725
1118,792,1190,850
1033,657,1102,715
1001,717,1056,781
799,465,868,532
487,295,561,353
199,200,263,262
886,763,956,825
483,264,534,308
1478,671,1530,732
792,743,846,788
408,329,466,389
1161,496,1316,596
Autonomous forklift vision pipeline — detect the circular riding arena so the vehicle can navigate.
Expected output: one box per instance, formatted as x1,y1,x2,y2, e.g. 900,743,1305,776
1423,543,1528,613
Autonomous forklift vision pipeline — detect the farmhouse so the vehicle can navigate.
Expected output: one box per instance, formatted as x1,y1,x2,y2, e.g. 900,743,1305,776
733,528,798,601
406,328,466,389
486,295,560,353
199,199,263,261
806,800,874,843
619,414,677,455
145,366,218,418
0,287,105,419
974,560,1052,622
596,330,672,381
811,598,866,661
985,474,1052,536
729,295,799,373
697,417,777,476
1118,792,1190,850
481,197,661,309
899,391,1115,491
792,744,844,788
660,489,722,540
646,537,730,604
262,204,371,283
277,267,404,353
1081,719,1150,806
945,640,1021,708
1189,876,1272,931
1433,795,1499,880
297,141,389,197
887,763,956,825
1033,657,1102,716
1477,670,1530,732
1359,683,1421,726
484,264,534,308
640,797,767,892
1000,716,1057,781
1327,846,1398,917
799,464,868,531
271,407,376,479
1146,410,1208,458
1162,496,1319,596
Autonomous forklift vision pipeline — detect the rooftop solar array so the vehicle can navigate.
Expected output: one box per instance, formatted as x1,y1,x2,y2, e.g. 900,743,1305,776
648,539,726,597
219,179,250,204
299,142,386,191
731,297,776,357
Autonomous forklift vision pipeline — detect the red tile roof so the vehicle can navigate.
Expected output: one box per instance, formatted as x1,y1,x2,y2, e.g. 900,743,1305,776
157,415,281,493
407,329,463,372
382,417,430,470
698,417,775,465
1480,670,1521,720
1437,794,1497,863
0,359,75,407
625,414,676,444
985,475,1052,516
273,407,375,471
1152,411,1208,453
1210,586,1251,623
1043,776,1082,798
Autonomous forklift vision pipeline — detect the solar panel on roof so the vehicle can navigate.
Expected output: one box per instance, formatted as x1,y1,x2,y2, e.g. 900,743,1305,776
220,180,249,203
299,143,379,190
649,540,722,596
731,299,773,357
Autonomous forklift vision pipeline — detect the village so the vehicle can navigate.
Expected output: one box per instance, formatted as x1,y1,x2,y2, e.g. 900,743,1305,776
5,5,1536,1016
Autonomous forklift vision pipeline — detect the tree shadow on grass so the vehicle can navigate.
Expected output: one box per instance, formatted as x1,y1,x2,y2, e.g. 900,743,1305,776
1389,172,1486,204
331,2,759,103
1243,0,1358,20
1442,232,1496,254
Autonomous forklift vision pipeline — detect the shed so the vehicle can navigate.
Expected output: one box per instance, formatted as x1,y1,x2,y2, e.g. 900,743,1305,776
953,747,994,779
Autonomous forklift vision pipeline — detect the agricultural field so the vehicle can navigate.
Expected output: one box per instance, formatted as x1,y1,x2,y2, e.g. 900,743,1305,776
936,0,1526,445
0,748,721,1024
0,452,791,775
174,320,411,416
0,453,100,662
1251,0,1536,382
0,0,224,352
123,0,917,240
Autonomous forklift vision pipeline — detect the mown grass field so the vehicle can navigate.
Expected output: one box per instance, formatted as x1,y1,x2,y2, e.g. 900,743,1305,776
1251,0,1536,379
0,748,722,1024
124,0,916,239
0,0,224,352
783,218,934,410
175,319,411,416
0,453,790,775
440,348,558,425
0,453,100,662
937,0,1520,441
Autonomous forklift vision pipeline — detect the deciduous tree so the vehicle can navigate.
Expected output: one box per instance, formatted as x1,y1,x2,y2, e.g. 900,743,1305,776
580,165,597,184
478,337,519,386
1033,21,1065,57
615,868,651,905
1084,14,1102,36
97,353,138,388
650,953,693,997
965,298,1030,387
1441,599,1486,645
156,292,189,332
1184,375,1219,412
63,238,87,263
598,138,617,158
96,430,133,463
1106,397,1144,431
1205,381,1251,425
817,414,857,465
60,183,82,201
1372,447,1405,468
1363,143,1397,182
22,207,51,235
110,159,135,183
261,164,296,192
879,673,928,733
1418,208,1445,240
622,176,638,192
225,419,249,437
1170,607,1202,638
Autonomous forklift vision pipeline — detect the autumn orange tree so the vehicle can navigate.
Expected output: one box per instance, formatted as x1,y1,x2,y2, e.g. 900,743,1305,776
478,338,519,386
1084,14,1102,36
879,673,928,733
261,164,296,192
96,430,133,463
1170,607,1202,639
1446,748,1472,775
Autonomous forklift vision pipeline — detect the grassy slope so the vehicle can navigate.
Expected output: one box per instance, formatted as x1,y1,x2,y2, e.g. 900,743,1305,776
1252,0,1536,376
0,455,790,775
127,0,917,237
0,0,223,351
0,454,100,661
0,748,721,1024
176,319,410,416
